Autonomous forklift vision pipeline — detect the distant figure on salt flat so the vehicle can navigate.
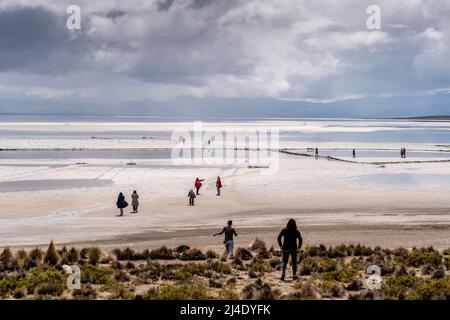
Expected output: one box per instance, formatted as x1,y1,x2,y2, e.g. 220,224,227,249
187,189,196,206
277,219,303,281
216,176,222,196
353,149,356,158
116,192,128,216
195,177,205,195
315,147,319,159
214,220,238,258
131,190,139,213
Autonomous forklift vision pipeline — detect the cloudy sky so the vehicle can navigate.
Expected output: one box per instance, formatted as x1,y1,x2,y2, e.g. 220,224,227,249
0,0,450,116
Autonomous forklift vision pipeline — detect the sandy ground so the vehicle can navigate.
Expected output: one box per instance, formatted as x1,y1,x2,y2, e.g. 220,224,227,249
1,121,450,250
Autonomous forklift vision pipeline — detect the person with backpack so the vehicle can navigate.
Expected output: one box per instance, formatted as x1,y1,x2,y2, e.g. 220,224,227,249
195,177,205,195
131,190,139,213
213,220,238,258
187,189,196,206
216,176,222,196
277,219,303,281
116,192,128,216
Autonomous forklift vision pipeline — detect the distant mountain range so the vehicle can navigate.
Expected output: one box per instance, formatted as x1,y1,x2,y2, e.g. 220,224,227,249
1,93,449,119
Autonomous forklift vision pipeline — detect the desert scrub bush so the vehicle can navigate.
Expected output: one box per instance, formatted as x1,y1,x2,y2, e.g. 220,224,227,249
205,261,232,275
29,248,43,262
256,247,272,260
142,280,211,300
236,248,253,261
114,270,130,282
348,290,380,300
206,250,218,259
65,248,79,264
288,281,317,300
306,245,327,257
44,241,60,266
405,278,450,300
317,258,337,273
0,277,20,298
381,275,422,300
148,246,175,260
299,257,319,276
353,244,373,256
16,250,28,261
13,288,26,299
175,244,190,253
108,283,135,300
269,258,281,269
72,284,97,300
0,248,13,262
88,247,102,266
19,266,66,295
404,249,442,268
248,259,271,277
180,248,206,261
327,245,348,258
241,279,280,300
217,287,239,299
35,282,64,297
317,262,359,283
318,280,345,298
112,247,136,260
81,265,114,286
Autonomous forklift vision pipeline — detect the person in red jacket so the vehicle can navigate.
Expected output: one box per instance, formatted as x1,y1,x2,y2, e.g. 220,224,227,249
195,177,204,195
216,176,222,196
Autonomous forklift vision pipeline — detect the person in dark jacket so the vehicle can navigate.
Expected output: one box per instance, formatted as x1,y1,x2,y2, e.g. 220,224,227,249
187,189,196,206
277,219,303,280
116,192,128,216
214,220,238,258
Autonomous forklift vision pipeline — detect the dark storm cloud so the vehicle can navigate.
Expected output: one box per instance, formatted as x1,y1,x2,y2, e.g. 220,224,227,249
0,6,91,74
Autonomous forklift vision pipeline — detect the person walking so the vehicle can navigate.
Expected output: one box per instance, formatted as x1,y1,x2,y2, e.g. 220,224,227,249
214,220,238,258
116,192,128,216
352,149,356,158
195,177,205,195
277,219,303,281
187,189,196,206
131,190,139,213
216,176,222,196
315,147,319,159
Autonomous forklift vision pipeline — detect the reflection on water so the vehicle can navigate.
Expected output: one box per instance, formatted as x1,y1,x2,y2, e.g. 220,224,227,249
351,173,450,188
307,149,450,159
0,179,112,192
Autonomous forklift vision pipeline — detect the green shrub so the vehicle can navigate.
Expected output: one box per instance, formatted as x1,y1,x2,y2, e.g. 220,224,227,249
67,248,79,263
88,247,102,266
148,246,175,260
405,278,450,300
180,248,206,261
44,241,59,266
81,265,114,285
206,250,218,259
36,282,64,296
287,281,317,300
382,275,422,300
142,280,211,300
29,248,43,262
0,248,13,262
72,284,97,300
13,288,26,299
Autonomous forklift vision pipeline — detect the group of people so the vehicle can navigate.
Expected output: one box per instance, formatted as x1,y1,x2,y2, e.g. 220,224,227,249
213,218,302,281
116,190,140,216
400,147,407,158
188,176,222,206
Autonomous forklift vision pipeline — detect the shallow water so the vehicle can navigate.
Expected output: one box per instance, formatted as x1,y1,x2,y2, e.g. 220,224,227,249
350,173,450,188
0,179,112,192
